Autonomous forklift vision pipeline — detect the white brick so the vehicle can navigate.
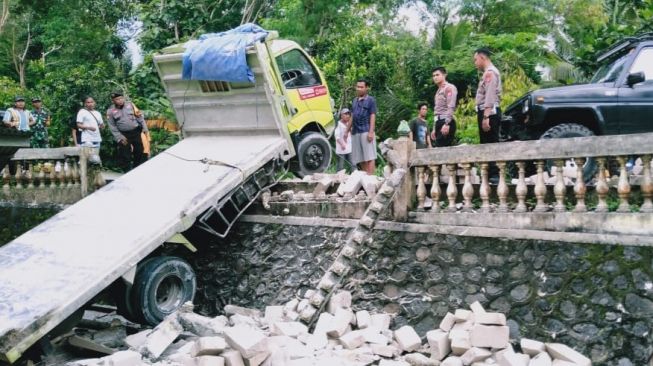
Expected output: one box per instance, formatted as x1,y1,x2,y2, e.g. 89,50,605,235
394,325,421,352
469,325,509,349
545,343,591,366
124,329,151,350
520,338,545,356
267,336,311,360
494,346,515,365
498,353,530,366
327,308,354,337
139,316,183,359
460,347,492,365
451,319,474,332
178,312,228,337
356,310,372,329
196,356,225,366
426,329,450,361
361,174,381,197
339,330,366,350
296,299,310,313
283,299,299,314
222,350,245,366
224,325,269,360
313,312,334,336
327,291,352,314
191,337,227,357
370,313,392,331
474,312,506,326
441,356,464,366
454,309,472,322
264,306,284,324
102,350,143,366
285,310,300,322
224,305,261,318
469,301,486,315
439,313,456,332
371,344,399,358
271,322,308,338
337,170,366,196
244,351,270,366
529,352,552,366
550,360,577,366
405,352,438,366
302,333,328,351
379,360,411,366
451,337,471,356
360,327,389,345
448,328,469,341
230,314,258,328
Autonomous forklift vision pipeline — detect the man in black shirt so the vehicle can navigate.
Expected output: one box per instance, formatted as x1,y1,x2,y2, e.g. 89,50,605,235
408,102,431,149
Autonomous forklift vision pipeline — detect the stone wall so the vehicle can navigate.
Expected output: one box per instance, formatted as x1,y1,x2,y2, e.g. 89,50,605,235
187,221,653,366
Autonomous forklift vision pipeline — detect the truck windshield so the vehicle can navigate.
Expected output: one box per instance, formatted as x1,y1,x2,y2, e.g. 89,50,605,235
590,49,632,83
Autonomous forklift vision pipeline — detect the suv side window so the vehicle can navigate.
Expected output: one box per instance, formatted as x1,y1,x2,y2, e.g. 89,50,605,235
630,48,653,81
276,49,321,89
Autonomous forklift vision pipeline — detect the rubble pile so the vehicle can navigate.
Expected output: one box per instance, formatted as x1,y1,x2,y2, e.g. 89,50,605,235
66,293,590,366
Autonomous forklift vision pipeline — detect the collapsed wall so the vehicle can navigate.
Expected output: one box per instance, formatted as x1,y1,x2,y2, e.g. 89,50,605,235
185,221,653,365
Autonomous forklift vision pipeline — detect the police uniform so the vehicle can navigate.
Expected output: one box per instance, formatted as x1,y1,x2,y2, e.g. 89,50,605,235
106,92,148,171
475,64,502,144
433,82,458,147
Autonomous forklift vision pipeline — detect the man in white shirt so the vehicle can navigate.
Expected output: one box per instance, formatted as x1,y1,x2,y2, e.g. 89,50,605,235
334,108,352,172
76,96,104,148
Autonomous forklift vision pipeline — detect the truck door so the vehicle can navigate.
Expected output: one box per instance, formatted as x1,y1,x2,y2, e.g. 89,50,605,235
276,49,334,135
618,47,653,134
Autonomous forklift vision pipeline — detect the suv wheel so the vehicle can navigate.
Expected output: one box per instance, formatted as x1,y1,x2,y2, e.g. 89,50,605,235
540,123,596,182
295,132,332,178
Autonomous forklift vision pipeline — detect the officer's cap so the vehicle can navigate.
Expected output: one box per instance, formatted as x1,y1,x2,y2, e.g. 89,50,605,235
110,91,123,99
14,96,25,102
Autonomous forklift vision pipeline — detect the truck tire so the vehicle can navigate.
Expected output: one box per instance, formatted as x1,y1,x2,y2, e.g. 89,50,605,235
540,123,596,181
132,256,196,325
295,132,331,177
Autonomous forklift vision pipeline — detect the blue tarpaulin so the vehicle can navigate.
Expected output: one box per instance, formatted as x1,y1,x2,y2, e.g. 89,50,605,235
182,23,269,83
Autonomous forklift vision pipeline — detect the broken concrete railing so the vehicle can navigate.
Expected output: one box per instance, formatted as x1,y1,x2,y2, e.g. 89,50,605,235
406,132,653,213
1,147,105,206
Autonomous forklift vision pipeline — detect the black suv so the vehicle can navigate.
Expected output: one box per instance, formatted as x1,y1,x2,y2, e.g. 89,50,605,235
501,33,653,174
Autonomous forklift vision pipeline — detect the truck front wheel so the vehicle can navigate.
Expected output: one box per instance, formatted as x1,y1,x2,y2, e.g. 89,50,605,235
540,123,596,182
295,132,331,177
132,256,196,325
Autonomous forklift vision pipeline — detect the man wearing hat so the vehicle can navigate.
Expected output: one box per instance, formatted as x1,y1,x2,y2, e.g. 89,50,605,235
106,91,149,171
30,97,51,148
334,108,352,172
3,96,34,131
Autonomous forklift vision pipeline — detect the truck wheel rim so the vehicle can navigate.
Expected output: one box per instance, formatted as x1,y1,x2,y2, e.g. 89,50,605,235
156,275,184,313
304,145,324,170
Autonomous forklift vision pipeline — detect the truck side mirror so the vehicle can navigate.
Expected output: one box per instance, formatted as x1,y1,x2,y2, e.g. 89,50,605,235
627,71,645,87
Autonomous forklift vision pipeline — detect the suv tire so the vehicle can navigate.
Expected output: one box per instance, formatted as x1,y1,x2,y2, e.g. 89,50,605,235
540,123,597,182
295,132,331,177
132,256,196,325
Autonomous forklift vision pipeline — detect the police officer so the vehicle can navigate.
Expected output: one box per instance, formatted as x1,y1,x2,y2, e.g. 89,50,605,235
106,91,148,171
430,66,458,147
474,47,502,144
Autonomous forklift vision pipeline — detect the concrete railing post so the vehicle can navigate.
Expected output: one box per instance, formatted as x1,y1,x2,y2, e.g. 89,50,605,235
390,120,415,222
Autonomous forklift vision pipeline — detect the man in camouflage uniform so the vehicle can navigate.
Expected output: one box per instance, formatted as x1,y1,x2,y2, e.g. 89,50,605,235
106,91,148,172
474,47,502,144
431,66,458,147
30,97,51,148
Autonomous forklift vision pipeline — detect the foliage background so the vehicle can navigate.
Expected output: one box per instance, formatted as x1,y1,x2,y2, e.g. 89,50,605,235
0,0,651,167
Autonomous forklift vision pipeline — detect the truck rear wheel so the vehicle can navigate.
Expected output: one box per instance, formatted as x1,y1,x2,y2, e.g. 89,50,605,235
540,123,596,182
295,132,331,177
132,256,196,325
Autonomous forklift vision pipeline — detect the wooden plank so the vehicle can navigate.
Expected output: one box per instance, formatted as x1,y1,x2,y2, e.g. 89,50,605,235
411,132,653,165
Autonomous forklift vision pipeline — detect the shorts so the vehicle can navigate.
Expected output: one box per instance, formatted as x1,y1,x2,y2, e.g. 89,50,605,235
350,132,377,165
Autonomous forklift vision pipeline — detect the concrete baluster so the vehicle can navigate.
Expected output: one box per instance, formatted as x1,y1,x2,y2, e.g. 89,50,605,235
48,160,56,187
55,160,64,187
25,163,34,189
533,160,547,212
38,162,46,188
514,161,527,212
64,159,73,187
616,156,631,212
72,159,80,186
429,165,441,213
446,164,457,212
15,163,23,189
641,155,653,213
416,166,426,211
573,158,587,212
2,165,10,191
553,160,566,212
496,161,509,213
461,163,474,212
479,163,490,212
595,157,609,212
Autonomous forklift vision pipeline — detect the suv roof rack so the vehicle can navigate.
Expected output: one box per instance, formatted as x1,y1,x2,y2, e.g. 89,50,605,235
597,32,653,63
